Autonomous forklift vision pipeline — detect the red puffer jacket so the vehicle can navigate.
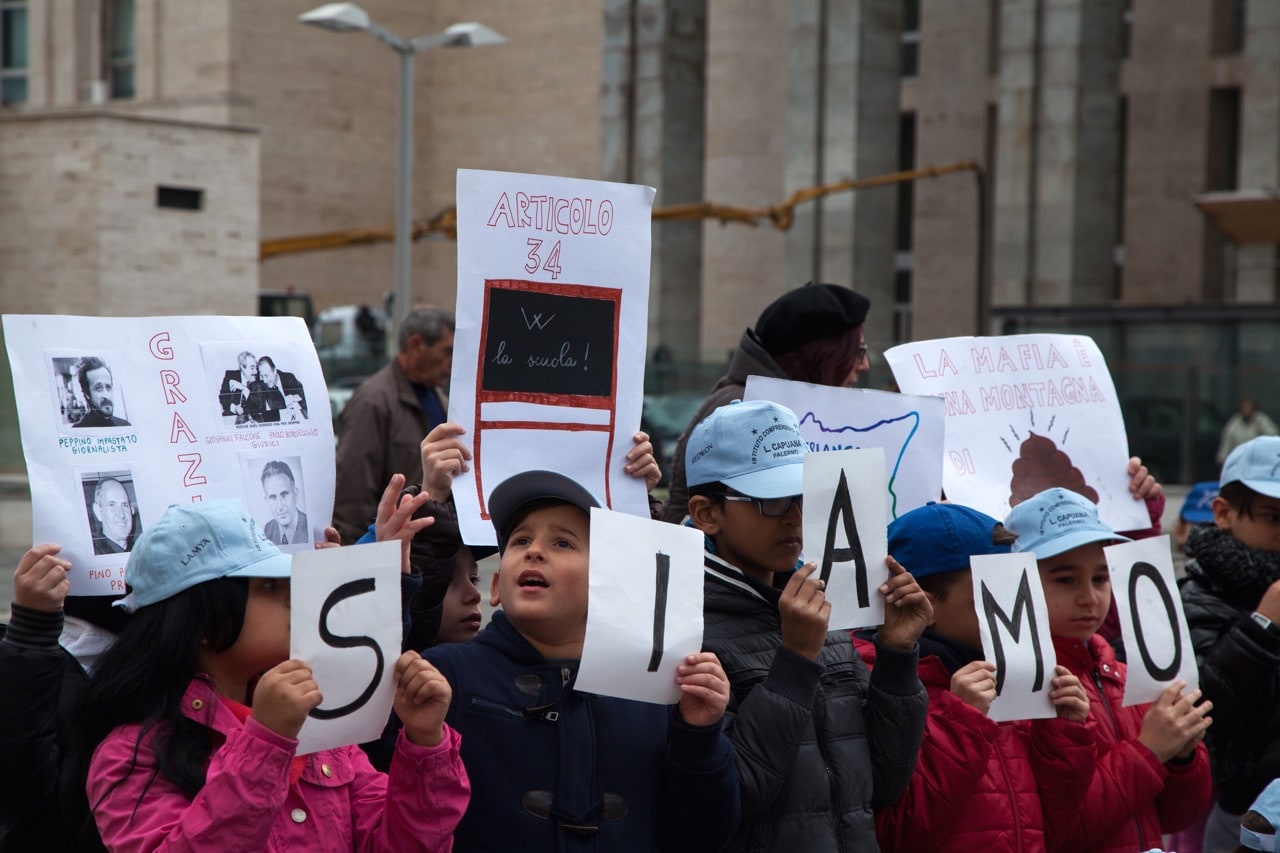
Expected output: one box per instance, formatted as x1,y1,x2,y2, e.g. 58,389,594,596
858,638,1095,853
1050,634,1212,853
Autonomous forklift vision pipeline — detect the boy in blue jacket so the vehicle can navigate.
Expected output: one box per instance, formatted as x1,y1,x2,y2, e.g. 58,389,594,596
424,469,740,851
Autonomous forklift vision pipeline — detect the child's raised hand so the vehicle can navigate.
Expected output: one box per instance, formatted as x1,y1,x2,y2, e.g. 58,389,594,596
13,544,72,613
676,652,732,727
419,422,471,501
252,659,323,739
1126,456,1162,503
625,431,662,493
1048,665,1090,722
393,651,452,748
878,557,933,651
950,660,997,714
315,526,343,550
375,474,436,574
1138,680,1213,763
779,563,831,660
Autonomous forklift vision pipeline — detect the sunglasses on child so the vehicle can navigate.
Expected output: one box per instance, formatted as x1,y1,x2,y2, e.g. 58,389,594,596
711,493,804,518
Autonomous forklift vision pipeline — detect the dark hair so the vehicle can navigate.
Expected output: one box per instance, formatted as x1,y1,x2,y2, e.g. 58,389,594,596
74,356,111,402
399,307,455,352
260,460,295,488
1220,481,1265,518
257,355,276,371
774,326,863,387
499,498,588,553
66,577,250,829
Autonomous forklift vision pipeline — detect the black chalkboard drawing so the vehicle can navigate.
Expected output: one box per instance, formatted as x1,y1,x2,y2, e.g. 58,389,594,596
473,279,623,518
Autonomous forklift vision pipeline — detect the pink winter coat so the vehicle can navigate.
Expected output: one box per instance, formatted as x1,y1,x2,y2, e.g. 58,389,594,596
87,678,469,852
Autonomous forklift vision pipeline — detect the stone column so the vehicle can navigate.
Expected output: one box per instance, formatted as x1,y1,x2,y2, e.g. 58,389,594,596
1235,0,1280,302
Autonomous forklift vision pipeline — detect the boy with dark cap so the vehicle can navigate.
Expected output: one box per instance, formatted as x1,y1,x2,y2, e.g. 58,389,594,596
866,501,1096,852
685,399,929,851
1181,436,1280,851
662,281,871,522
422,470,740,852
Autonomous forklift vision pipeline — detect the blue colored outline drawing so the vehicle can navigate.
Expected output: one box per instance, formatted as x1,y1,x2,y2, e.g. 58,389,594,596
798,410,921,517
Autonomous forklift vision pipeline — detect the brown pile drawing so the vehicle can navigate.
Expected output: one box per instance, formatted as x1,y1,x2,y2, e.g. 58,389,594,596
1008,431,1099,506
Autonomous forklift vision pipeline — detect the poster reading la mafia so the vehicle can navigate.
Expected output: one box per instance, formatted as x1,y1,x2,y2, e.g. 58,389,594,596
3,314,335,597
449,169,656,546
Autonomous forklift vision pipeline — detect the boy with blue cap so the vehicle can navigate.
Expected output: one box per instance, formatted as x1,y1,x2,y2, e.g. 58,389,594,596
684,399,930,852
1181,435,1280,852
869,501,1095,852
1237,779,1280,852
1005,487,1212,853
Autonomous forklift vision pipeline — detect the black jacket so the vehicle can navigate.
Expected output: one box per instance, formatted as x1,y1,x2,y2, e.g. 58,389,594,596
1179,533,1280,814
0,607,95,851
701,553,927,851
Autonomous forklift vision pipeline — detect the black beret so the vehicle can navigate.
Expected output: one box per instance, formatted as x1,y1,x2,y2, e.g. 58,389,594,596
754,282,871,357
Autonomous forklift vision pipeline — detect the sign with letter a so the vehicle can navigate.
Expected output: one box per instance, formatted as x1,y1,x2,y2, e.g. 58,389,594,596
1105,536,1199,705
802,447,889,630
291,541,401,755
971,552,1057,722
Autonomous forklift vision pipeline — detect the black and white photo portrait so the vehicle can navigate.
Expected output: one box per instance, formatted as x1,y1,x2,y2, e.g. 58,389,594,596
81,471,140,555
52,356,132,428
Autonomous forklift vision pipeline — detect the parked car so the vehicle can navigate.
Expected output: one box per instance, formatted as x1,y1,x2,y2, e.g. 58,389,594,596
313,304,387,385
641,391,708,488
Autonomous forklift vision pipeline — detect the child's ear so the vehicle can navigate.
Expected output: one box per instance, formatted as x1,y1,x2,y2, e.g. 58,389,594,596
688,496,721,535
1211,496,1234,530
489,570,502,607
921,590,940,627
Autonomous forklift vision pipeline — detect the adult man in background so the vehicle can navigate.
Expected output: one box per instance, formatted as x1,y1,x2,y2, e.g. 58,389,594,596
333,307,454,543
72,357,131,428
1216,397,1278,464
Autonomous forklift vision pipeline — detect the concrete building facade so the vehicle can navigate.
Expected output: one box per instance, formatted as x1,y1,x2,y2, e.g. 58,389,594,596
2,0,1278,484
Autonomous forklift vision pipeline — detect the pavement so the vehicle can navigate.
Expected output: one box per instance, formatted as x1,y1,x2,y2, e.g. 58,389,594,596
1,485,1192,627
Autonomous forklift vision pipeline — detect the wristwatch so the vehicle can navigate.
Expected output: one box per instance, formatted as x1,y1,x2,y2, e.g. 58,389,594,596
1250,611,1280,637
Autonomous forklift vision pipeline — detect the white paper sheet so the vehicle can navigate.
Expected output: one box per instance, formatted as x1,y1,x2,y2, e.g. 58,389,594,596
2,314,334,596
802,448,890,630
290,541,401,755
970,552,1058,722
746,376,945,520
883,334,1148,532
1105,536,1199,706
449,169,656,546
575,508,705,705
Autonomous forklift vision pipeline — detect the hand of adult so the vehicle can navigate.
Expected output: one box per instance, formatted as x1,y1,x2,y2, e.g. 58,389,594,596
13,544,71,613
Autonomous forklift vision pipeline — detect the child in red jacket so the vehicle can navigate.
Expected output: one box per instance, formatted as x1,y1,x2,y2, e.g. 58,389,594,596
868,501,1096,853
1005,487,1214,853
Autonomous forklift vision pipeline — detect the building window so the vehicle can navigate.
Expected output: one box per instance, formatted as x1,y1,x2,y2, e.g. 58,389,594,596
0,0,27,106
901,0,919,78
104,0,134,99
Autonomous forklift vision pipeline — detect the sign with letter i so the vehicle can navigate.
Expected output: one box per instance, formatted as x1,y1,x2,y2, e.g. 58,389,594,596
576,508,704,705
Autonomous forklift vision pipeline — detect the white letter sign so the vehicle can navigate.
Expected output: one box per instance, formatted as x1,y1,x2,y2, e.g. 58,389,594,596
971,552,1058,722
1105,535,1199,705
803,447,889,630
576,508,704,705
291,541,401,755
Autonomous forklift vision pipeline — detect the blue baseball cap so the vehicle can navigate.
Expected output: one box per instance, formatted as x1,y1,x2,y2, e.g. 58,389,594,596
1241,778,1280,851
1221,436,1280,499
1003,487,1129,560
1179,481,1220,524
685,399,806,498
117,499,292,612
888,502,1010,579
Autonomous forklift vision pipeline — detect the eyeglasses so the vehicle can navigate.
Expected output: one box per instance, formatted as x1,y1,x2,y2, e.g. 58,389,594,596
854,345,869,365
713,494,803,518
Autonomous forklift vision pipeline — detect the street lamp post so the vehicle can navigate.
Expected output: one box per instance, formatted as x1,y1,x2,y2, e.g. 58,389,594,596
299,3,505,344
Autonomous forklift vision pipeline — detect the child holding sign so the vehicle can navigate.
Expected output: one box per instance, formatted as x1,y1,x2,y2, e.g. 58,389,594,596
868,501,1095,852
422,469,741,852
1005,487,1212,853
1181,436,1280,852
67,500,469,852
684,399,930,852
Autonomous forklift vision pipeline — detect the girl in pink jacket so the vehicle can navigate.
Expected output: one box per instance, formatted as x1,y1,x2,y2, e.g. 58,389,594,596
66,500,469,852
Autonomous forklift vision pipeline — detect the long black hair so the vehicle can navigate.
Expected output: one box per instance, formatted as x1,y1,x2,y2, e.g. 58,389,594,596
64,577,250,838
